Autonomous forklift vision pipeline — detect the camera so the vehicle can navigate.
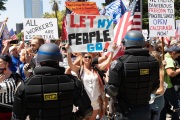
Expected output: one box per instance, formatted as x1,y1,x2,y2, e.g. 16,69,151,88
10,40,19,44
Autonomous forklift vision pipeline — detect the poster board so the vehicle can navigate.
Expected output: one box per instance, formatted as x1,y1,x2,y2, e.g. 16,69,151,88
23,18,59,40
148,0,175,37
65,2,100,15
66,14,114,52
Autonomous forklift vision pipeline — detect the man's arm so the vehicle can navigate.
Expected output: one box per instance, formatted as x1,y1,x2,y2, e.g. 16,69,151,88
12,82,27,120
105,60,122,97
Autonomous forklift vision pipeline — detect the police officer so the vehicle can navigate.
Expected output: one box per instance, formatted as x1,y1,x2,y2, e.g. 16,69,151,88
11,43,93,120
105,30,160,120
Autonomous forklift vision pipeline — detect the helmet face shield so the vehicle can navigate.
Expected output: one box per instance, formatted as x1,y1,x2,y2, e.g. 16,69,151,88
37,43,63,63
124,30,145,48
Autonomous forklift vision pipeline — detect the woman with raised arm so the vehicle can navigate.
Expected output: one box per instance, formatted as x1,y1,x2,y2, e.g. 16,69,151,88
66,44,116,120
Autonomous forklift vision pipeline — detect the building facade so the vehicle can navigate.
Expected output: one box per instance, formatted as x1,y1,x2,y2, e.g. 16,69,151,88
24,0,43,18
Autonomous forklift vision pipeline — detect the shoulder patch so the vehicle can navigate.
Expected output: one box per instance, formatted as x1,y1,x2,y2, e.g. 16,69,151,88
110,60,118,70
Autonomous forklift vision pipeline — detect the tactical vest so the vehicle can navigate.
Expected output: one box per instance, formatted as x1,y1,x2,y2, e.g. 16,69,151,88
119,49,159,107
24,66,75,120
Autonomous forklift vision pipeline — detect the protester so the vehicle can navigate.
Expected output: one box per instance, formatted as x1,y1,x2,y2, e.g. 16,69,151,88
17,48,34,81
66,43,116,120
0,55,19,120
149,50,165,120
160,46,180,120
29,36,45,66
8,46,22,73
23,36,45,78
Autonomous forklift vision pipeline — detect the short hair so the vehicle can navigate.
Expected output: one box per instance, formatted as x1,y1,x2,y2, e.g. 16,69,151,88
32,36,45,45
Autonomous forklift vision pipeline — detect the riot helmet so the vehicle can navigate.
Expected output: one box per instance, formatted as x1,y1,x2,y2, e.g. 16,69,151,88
37,43,63,63
123,30,145,48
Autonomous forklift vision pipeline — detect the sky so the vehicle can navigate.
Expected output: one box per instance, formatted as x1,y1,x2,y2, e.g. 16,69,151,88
0,0,105,31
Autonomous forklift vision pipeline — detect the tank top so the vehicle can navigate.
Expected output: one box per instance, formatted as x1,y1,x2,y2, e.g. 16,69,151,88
81,71,100,102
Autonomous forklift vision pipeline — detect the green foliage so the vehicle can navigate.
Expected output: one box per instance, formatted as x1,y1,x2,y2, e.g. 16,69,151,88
43,10,66,36
17,32,23,41
0,0,7,11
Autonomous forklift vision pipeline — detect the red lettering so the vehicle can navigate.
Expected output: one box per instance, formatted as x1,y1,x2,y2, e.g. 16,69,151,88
70,15,79,28
80,16,86,27
87,16,96,28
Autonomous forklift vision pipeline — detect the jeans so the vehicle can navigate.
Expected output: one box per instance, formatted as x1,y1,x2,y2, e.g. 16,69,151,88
160,87,180,120
150,95,165,120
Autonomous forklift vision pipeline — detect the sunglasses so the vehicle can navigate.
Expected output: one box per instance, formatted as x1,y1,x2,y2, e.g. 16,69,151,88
84,56,92,59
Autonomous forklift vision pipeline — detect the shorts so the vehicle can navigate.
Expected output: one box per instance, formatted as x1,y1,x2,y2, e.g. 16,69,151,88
91,100,100,110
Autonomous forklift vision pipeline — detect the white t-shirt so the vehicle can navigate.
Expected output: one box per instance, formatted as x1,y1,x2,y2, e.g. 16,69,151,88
81,71,100,102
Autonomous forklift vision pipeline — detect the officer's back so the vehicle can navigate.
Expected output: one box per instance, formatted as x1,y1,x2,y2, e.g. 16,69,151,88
12,43,92,120
106,30,159,120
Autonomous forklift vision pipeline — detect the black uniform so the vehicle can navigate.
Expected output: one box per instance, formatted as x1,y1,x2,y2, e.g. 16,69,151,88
106,48,159,120
12,66,92,120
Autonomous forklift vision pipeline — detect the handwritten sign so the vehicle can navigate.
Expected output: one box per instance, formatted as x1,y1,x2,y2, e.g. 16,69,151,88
148,0,175,37
66,14,114,52
65,2,100,15
23,18,58,40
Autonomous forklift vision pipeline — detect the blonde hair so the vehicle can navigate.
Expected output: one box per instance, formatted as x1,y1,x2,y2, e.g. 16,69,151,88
32,36,45,45
150,51,163,70
20,48,34,63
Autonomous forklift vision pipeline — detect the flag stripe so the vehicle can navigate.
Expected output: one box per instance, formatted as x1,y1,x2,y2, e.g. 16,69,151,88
9,29,18,40
111,0,137,60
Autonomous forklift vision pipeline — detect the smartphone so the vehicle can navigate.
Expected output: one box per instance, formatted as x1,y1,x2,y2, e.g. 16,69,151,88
10,40,19,44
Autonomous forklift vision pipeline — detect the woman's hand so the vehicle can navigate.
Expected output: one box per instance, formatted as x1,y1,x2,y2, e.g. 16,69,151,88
112,43,118,51
65,44,70,50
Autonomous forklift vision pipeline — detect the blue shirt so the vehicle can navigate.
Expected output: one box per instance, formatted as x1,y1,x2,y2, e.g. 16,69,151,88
10,56,22,73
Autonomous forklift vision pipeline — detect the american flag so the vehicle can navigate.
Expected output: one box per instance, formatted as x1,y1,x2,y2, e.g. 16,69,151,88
0,21,9,40
9,28,18,40
61,16,68,40
111,0,137,60
114,0,137,45
131,0,141,31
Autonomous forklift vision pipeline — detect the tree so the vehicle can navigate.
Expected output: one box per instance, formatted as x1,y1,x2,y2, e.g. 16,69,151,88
0,0,7,11
43,10,66,37
49,0,61,37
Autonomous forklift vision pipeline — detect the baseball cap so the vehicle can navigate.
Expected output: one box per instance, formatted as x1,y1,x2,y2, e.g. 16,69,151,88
9,46,17,53
166,46,180,53
0,55,12,63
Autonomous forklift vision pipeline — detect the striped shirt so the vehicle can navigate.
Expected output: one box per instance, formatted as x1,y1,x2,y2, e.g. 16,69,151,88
0,77,16,104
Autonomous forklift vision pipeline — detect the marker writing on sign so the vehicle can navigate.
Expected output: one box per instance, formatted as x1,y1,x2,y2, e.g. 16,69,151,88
70,15,96,28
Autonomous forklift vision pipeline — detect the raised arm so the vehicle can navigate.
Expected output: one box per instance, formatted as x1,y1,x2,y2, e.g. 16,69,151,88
96,43,117,70
97,52,113,71
66,44,80,73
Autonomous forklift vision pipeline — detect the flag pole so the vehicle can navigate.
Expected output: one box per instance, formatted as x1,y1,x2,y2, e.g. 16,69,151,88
0,17,8,38
162,37,165,60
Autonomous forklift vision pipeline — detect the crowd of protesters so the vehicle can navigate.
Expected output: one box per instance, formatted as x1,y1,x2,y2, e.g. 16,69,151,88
1,34,180,120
